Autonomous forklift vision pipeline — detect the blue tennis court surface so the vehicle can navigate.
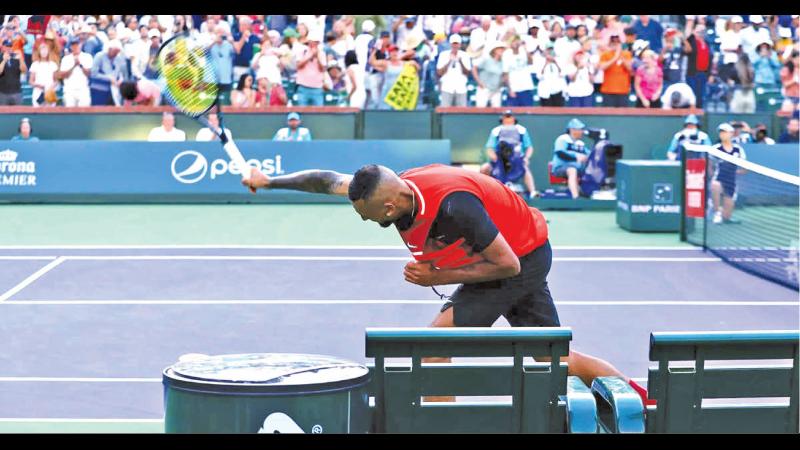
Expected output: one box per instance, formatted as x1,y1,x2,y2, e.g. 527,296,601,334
0,245,796,425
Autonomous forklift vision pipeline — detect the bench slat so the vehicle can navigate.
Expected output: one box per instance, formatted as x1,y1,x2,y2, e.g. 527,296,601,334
649,366,796,399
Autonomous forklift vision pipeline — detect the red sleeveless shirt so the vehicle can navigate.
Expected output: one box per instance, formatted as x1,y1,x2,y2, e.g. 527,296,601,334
398,164,548,269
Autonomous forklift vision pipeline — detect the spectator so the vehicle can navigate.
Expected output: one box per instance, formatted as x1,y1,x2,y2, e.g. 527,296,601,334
480,110,538,199
91,39,128,105
393,16,422,48
28,42,58,107
251,36,283,89
622,27,637,53
502,36,535,107
741,15,771,62
752,41,781,87
466,16,492,59
365,31,391,110
778,117,799,143
232,16,259,82
661,28,687,89
294,31,326,106
537,46,566,106
436,34,471,107
718,16,744,83
598,15,626,48
683,22,712,108
370,44,407,110
297,15,325,40
119,77,161,106
344,50,366,109
550,118,591,199
354,20,375,73
709,123,746,224
666,114,711,160
632,15,664,53
553,24,581,68
471,41,506,107
524,19,548,80
704,73,732,112
330,20,354,66
296,23,310,46
780,50,799,113
0,38,27,105
195,112,233,142
729,51,756,113
324,60,347,100
80,23,103,56
273,112,312,141
660,81,696,109
10,118,39,141
598,32,633,107
634,49,664,108
230,73,255,107
142,29,161,80
752,123,775,144
57,37,92,107
565,49,595,107
126,25,150,80
147,112,186,142
730,121,753,144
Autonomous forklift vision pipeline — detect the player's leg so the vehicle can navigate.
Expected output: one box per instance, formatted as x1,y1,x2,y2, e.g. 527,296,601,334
480,163,493,175
566,166,580,198
721,184,737,221
522,166,537,197
711,179,723,223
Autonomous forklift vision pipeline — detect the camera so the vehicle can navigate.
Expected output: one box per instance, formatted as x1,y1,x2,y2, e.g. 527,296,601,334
497,141,515,172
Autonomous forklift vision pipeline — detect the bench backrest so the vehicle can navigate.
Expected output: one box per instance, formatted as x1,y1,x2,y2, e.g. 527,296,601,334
646,330,800,433
365,327,572,433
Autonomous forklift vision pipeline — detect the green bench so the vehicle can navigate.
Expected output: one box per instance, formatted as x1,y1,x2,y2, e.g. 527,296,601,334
365,327,598,433
593,330,800,433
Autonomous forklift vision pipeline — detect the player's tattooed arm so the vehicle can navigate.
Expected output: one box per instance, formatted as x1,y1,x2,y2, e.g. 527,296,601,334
265,170,353,197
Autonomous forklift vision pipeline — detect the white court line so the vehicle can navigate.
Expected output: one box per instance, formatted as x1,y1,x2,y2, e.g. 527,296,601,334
0,244,698,251
0,418,163,423
0,377,160,382
0,257,66,303
0,256,57,260
3,300,796,306
52,255,722,262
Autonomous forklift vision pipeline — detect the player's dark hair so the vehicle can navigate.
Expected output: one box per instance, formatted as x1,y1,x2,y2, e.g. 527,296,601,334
120,81,138,100
348,164,382,202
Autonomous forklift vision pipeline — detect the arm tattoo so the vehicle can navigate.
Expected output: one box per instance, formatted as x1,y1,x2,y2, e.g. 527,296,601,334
269,170,346,194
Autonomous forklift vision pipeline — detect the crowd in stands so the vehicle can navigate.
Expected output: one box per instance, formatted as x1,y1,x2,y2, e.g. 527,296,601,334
0,15,798,113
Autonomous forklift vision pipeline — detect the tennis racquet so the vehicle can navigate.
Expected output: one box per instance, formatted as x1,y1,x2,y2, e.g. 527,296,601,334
156,30,251,181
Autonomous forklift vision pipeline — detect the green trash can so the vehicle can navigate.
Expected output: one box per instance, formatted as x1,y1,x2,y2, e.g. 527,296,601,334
163,353,372,433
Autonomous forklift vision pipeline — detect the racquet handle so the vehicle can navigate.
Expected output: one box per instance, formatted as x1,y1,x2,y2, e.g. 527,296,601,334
223,140,251,181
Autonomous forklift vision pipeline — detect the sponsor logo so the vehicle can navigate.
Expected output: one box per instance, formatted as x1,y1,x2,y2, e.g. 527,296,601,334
257,412,322,434
631,204,680,214
653,183,674,204
170,150,285,184
0,149,37,187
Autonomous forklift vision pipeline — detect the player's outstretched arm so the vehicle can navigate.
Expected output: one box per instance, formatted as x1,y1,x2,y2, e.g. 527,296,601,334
243,168,353,197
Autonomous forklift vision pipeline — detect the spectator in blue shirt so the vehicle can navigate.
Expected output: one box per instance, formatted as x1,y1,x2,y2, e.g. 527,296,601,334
550,118,591,199
480,110,538,198
633,15,664,53
666,114,712,160
11,118,39,141
232,16,260,82
752,41,781,87
273,112,313,141
91,39,129,105
209,28,235,104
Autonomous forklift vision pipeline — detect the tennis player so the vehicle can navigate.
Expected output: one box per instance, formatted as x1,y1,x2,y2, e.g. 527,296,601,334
710,123,747,225
242,163,652,405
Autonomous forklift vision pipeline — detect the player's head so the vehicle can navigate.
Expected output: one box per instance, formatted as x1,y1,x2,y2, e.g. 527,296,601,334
349,164,409,228
120,80,138,100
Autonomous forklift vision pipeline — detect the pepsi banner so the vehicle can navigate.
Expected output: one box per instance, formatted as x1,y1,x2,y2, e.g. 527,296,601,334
0,140,450,203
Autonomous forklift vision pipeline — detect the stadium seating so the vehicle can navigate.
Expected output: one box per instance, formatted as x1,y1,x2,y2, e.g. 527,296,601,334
364,327,599,433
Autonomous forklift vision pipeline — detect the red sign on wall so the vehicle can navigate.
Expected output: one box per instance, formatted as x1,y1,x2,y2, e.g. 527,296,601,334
685,158,706,219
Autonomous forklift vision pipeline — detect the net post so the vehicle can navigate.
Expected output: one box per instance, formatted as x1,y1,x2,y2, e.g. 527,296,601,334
680,150,687,242
702,151,709,252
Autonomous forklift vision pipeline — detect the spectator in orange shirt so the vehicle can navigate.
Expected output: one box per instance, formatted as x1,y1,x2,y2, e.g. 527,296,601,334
598,32,633,107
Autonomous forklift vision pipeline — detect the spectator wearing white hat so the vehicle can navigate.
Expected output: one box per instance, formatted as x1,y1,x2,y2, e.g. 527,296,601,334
741,15,771,61
523,19,548,80
472,41,506,107
718,16,745,83
502,35,535,107
294,30,327,106
91,38,128,105
80,23,103,57
436,34,471,107
467,16,492,59
355,19,376,72
58,36,93,107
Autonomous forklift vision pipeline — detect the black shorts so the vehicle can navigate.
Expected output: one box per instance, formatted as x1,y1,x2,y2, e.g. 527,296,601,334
440,240,560,327
715,176,738,198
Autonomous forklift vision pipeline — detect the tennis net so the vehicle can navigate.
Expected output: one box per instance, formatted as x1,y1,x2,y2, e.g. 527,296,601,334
681,142,800,290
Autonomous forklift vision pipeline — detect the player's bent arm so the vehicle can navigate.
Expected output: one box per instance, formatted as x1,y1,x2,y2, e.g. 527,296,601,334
432,233,521,285
258,170,353,197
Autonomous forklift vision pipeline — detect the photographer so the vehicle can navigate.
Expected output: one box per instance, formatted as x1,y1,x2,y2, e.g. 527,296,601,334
480,110,538,199
666,114,711,160
550,118,591,199
0,38,27,105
